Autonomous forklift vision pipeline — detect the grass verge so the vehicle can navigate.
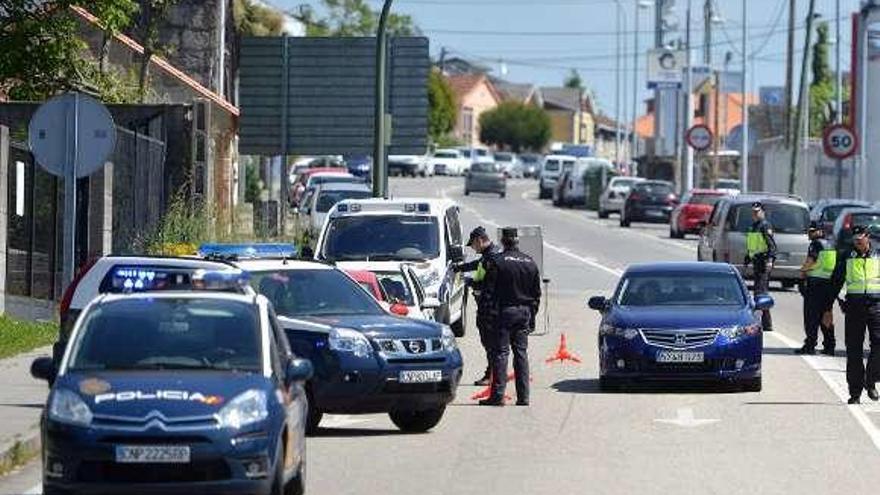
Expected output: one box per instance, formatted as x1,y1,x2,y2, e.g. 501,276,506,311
0,316,58,360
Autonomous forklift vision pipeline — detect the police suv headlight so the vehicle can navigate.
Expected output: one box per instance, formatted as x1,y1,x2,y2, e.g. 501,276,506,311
441,326,457,351
217,390,268,430
719,324,761,340
329,328,373,358
599,323,639,340
49,389,93,427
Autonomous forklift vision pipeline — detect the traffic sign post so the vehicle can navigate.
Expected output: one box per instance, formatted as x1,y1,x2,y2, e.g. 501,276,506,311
28,92,116,287
822,124,858,160
686,124,713,152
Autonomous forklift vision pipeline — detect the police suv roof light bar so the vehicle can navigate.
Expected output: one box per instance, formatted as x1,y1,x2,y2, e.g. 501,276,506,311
197,243,298,260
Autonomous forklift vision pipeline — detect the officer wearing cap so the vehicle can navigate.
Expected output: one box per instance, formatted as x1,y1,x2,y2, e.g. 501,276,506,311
832,225,880,404
452,227,502,386
745,201,778,332
796,221,837,355
479,227,541,406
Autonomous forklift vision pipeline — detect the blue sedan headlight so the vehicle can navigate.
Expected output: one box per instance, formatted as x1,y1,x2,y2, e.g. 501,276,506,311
600,323,639,340
719,324,761,340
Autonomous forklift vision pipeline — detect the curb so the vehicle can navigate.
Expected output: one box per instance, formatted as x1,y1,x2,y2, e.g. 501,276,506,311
0,427,41,477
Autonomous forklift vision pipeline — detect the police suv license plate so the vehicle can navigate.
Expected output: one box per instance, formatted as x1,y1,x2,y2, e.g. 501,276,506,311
115,445,190,463
399,370,443,383
656,351,705,363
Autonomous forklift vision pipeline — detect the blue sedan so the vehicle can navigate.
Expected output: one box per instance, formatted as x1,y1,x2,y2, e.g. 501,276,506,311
588,262,773,392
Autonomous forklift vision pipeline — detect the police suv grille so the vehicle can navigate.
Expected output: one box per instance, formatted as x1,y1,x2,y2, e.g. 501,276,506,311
374,338,443,358
640,329,719,349
77,460,231,483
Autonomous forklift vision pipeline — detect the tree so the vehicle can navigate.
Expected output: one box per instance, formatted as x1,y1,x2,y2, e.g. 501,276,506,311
136,0,177,102
234,0,284,36
428,70,457,143
809,22,834,137
564,69,583,90
292,0,417,37
91,0,140,74
479,102,552,153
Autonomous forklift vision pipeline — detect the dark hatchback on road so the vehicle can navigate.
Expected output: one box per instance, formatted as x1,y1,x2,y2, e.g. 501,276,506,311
32,288,313,495
620,180,678,227
589,262,772,391
464,162,506,198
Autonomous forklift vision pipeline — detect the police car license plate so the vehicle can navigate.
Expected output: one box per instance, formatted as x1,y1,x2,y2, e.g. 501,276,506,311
399,370,443,383
656,351,705,363
115,445,190,463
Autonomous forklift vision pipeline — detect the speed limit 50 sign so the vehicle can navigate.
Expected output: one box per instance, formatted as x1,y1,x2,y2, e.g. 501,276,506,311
823,124,858,160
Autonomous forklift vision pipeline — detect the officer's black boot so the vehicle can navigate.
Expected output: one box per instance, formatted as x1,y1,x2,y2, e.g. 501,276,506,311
473,369,491,387
821,325,836,356
867,384,880,402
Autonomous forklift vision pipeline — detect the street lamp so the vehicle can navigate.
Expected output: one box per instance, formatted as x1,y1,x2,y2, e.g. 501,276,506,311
631,0,654,175
614,0,627,167
373,0,395,198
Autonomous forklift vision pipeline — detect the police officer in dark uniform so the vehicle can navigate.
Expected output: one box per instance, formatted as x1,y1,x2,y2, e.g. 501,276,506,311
796,221,837,355
745,201,777,332
452,227,502,386
831,225,880,404
479,227,541,407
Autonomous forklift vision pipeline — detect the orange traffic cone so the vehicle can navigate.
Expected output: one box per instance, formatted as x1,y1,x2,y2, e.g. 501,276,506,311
545,333,582,364
470,372,511,401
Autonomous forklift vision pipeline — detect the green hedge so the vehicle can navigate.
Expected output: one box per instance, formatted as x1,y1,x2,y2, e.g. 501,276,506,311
0,316,58,360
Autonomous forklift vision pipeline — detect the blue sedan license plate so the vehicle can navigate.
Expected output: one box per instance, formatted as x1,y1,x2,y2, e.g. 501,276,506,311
399,370,442,383
115,445,190,463
656,351,704,363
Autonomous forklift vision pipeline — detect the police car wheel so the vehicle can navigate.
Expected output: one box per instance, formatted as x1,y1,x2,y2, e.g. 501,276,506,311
306,391,323,435
389,406,446,433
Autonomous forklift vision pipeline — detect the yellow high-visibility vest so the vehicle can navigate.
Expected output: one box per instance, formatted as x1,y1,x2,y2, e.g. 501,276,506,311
808,249,836,280
746,231,769,257
846,256,880,295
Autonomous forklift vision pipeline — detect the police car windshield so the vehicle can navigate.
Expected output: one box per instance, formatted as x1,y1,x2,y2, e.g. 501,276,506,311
250,269,384,317
68,299,261,372
322,215,440,261
616,272,745,307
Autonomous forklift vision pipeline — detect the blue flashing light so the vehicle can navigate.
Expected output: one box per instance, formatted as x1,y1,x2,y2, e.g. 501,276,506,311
417,203,430,213
337,204,349,213
198,243,297,259
191,269,250,291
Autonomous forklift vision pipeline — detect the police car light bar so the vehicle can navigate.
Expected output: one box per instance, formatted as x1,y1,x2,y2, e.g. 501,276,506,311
191,269,251,291
198,243,297,260
109,267,250,293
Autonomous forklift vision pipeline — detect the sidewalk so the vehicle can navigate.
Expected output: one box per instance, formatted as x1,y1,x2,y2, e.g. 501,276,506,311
0,347,49,476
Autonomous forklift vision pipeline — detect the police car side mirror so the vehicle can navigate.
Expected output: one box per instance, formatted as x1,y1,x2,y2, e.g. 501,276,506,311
588,296,608,312
31,357,56,383
285,358,313,385
448,245,465,263
754,294,774,311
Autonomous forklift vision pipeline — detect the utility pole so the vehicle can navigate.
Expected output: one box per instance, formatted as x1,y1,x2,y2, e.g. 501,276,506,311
835,0,843,197
372,0,395,198
683,0,694,192
632,1,650,175
439,46,447,74
789,0,818,195
784,0,796,148
703,0,712,65
740,0,749,192
615,0,624,167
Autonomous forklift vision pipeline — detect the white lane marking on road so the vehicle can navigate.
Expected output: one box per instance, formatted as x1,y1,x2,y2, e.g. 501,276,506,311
769,331,880,452
24,484,40,494
320,414,372,429
654,407,720,427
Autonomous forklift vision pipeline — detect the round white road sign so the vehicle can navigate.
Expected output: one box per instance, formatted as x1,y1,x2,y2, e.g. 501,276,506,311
686,124,713,151
822,124,858,160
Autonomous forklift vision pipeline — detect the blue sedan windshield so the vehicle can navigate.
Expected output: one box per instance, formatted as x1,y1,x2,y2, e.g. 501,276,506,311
616,272,745,307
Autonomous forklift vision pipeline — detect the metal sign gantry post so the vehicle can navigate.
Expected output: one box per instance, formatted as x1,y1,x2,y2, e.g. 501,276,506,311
373,0,395,199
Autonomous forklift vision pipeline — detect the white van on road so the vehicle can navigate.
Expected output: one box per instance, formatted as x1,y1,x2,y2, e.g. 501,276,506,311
314,198,469,336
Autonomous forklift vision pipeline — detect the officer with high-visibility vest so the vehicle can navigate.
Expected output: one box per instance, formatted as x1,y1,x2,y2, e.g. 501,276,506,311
831,225,880,404
453,227,502,386
745,201,777,332
796,221,837,355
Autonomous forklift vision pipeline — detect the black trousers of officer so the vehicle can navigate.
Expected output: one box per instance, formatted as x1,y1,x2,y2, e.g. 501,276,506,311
490,305,531,402
845,298,880,397
475,309,495,378
753,261,773,330
802,279,835,349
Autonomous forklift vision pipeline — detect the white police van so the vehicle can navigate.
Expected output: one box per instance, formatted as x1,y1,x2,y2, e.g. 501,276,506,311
314,198,468,336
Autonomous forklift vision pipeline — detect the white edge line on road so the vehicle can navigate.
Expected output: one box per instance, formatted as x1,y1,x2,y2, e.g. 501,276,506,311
769,331,880,453
449,182,880,454
25,484,40,494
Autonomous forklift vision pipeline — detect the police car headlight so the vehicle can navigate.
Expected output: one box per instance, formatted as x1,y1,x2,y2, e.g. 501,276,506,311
441,326,457,351
599,323,639,340
217,390,268,430
329,328,373,358
417,269,441,291
49,389,93,427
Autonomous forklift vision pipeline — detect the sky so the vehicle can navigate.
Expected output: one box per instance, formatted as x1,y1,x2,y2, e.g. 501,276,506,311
273,0,864,119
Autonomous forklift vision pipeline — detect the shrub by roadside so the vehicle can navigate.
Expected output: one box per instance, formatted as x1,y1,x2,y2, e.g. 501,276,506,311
0,316,58,360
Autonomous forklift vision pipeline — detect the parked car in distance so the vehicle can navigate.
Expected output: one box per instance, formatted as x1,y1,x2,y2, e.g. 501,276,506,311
810,199,872,237
539,155,576,199
669,189,728,239
494,152,521,178
465,162,506,198
598,176,645,219
589,262,768,392
519,153,543,178
830,207,880,251
620,180,678,227
697,194,810,288
388,154,431,178
289,167,351,207
431,149,468,176
345,154,372,178
297,182,372,242
554,158,615,208
471,147,494,165
713,178,742,195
